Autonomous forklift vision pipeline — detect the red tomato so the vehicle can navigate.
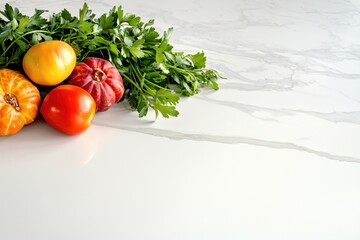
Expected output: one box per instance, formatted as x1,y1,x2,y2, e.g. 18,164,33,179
40,85,96,135
68,57,124,112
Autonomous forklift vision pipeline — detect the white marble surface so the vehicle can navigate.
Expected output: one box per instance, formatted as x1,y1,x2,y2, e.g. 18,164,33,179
1,0,360,239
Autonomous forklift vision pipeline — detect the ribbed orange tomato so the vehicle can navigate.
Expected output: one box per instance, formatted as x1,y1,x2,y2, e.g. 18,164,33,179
0,68,41,136
22,40,77,86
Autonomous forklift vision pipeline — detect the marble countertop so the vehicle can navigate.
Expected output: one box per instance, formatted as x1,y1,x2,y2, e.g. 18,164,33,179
1,0,360,239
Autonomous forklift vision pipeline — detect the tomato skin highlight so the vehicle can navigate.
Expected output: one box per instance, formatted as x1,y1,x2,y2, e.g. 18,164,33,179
22,40,77,86
0,68,41,136
68,57,125,112
40,85,96,135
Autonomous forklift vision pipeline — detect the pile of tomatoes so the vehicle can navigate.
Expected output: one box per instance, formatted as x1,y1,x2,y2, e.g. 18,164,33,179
0,40,125,136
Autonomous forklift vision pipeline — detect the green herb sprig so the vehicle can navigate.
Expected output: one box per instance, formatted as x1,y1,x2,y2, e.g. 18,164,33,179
0,3,221,118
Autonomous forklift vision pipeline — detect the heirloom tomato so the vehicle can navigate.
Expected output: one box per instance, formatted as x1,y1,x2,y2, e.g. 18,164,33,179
68,57,124,112
0,68,41,136
22,40,76,86
40,85,96,135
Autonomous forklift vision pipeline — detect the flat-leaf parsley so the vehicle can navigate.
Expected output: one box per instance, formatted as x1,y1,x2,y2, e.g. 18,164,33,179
0,3,222,118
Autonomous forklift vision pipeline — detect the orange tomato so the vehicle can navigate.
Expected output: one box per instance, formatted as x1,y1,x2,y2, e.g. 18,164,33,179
22,40,77,86
0,68,41,136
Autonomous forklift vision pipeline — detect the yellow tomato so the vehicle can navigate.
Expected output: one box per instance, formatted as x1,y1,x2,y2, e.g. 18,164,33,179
0,68,41,136
22,40,77,86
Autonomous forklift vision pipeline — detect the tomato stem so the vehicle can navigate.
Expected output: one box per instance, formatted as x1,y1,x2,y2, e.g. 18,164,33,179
93,68,106,82
4,93,21,112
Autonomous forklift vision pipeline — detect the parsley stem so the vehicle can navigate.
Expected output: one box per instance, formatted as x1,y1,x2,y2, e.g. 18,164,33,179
165,64,194,74
122,73,142,92
144,79,173,91
1,30,51,57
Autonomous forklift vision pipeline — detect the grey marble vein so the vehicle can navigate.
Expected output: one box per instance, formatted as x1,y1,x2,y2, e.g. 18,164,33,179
94,122,360,163
198,95,360,125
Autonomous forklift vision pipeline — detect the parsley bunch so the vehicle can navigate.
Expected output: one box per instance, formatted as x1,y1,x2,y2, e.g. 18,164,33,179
0,3,221,118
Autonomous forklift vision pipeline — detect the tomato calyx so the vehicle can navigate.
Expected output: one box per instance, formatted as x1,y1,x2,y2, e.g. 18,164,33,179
93,68,106,82
4,93,21,112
